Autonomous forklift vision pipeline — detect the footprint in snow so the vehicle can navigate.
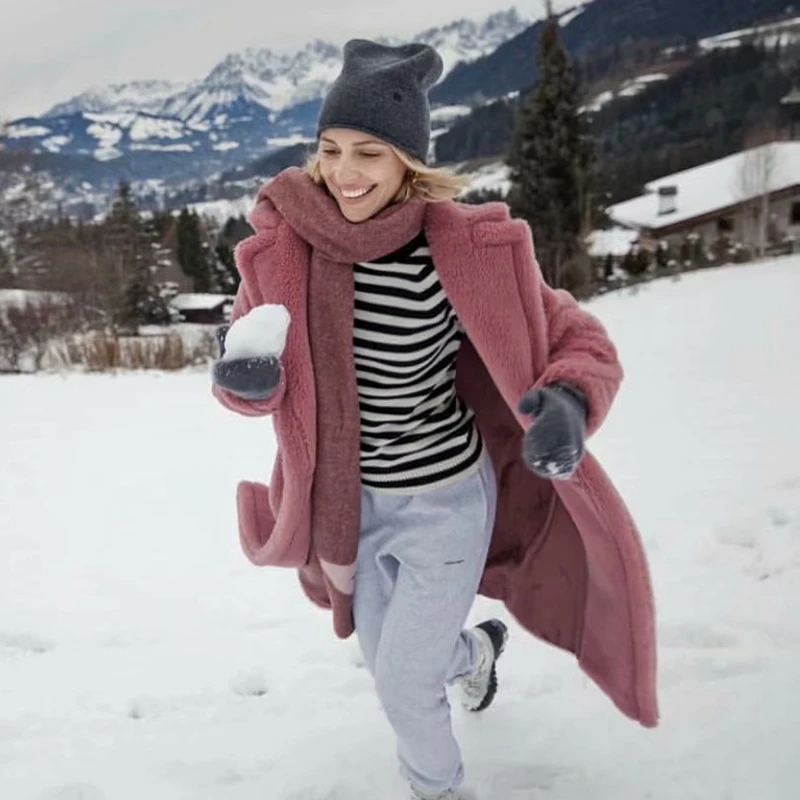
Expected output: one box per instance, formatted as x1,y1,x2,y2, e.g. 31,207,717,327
0,631,54,658
230,668,269,697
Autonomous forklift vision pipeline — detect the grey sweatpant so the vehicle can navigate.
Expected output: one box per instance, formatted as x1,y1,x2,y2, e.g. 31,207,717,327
353,452,498,796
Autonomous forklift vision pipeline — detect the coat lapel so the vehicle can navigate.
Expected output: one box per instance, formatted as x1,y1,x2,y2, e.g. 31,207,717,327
425,203,539,428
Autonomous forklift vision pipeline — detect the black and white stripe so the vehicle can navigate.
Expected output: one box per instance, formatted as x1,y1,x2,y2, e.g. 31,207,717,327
353,232,483,492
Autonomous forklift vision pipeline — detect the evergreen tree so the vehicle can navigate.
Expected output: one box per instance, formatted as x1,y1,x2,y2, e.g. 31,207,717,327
507,11,596,293
102,181,142,324
214,240,239,293
119,215,173,328
0,241,14,288
103,182,172,329
176,208,213,292
213,215,251,294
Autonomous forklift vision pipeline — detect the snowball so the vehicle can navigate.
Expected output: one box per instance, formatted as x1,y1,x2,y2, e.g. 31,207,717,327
222,304,291,360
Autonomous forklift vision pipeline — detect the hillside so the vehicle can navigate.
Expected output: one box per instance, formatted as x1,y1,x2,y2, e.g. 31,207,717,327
432,0,793,105
437,39,795,204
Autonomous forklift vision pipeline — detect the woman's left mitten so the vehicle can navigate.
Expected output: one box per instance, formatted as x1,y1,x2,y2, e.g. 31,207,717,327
518,384,587,480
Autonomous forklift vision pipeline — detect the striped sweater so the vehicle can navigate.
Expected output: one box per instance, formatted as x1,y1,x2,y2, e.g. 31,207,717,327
353,231,484,493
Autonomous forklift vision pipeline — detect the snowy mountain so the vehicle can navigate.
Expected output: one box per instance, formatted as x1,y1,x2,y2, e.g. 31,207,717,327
159,40,343,127
0,4,585,210
44,80,188,118
413,8,536,78
31,9,535,129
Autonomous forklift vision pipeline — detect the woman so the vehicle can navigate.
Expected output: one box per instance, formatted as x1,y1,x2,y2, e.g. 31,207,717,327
212,39,658,800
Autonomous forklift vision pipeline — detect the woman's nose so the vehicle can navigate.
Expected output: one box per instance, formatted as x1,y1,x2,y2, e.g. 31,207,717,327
333,155,359,184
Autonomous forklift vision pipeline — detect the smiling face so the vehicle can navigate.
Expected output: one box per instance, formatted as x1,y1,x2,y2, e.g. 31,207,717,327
317,128,408,222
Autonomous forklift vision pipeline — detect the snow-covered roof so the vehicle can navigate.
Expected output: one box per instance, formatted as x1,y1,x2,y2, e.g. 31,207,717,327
170,293,233,312
608,142,800,232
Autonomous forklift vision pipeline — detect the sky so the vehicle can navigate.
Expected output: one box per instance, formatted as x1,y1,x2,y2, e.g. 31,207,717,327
0,0,553,120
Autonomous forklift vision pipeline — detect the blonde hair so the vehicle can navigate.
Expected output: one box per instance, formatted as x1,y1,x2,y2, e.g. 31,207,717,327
305,141,469,203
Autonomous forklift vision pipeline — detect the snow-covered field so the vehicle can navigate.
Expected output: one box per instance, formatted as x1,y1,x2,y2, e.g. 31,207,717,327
2,256,799,799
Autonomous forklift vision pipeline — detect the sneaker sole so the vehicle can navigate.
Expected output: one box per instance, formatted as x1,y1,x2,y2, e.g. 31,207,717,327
470,621,508,713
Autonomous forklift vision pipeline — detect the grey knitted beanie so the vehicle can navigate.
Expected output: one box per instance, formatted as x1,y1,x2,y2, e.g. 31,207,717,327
317,39,444,164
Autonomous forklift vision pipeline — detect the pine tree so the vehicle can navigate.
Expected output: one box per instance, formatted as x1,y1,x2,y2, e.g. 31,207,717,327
103,182,172,329
213,215,250,294
119,215,173,328
507,11,596,294
0,241,14,288
176,208,214,292
214,241,239,294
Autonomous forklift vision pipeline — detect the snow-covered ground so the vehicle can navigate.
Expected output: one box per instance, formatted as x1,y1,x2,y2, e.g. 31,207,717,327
2,256,799,799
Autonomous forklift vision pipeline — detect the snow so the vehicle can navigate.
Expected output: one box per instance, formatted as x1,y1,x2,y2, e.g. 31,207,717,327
618,74,669,98
129,143,194,153
584,73,669,110
700,16,800,52
5,123,50,138
45,81,187,118
586,227,638,257
128,116,187,142
2,253,800,798
430,105,474,124
609,142,800,231
188,196,254,226
633,73,669,84
463,162,512,196
582,89,614,113
222,303,290,359
558,4,587,27
41,135,71,153
94,147,124,162
0,289,68,309
266,134,313,149
86,118,124,161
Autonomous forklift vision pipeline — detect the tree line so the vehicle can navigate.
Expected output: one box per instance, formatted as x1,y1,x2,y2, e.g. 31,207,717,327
1,181,252,330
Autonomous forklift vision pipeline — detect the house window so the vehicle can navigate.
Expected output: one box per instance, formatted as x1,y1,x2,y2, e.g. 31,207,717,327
791,201,800,225
717,217,734,234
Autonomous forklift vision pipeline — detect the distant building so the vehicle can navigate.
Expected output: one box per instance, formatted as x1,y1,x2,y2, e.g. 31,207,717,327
169,293,233,325
607,142,800,255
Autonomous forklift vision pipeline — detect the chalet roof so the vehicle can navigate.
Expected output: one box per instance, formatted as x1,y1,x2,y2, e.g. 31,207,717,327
170,293,233,312
608,142,800,232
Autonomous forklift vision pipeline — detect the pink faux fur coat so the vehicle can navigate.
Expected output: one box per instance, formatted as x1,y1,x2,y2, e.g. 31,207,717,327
213,169,658,728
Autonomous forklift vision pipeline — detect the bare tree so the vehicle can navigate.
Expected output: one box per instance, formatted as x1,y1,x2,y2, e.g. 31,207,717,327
738,123,779,259
0,118,52,283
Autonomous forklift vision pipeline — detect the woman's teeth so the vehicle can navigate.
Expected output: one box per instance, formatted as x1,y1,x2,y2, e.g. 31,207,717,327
341,186,374,199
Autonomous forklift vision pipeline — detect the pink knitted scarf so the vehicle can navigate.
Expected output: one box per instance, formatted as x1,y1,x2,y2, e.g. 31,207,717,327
261,167,428,595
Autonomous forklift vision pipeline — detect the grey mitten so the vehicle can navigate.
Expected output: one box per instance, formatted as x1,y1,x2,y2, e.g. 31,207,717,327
212,324,283,401
518,383,588,480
